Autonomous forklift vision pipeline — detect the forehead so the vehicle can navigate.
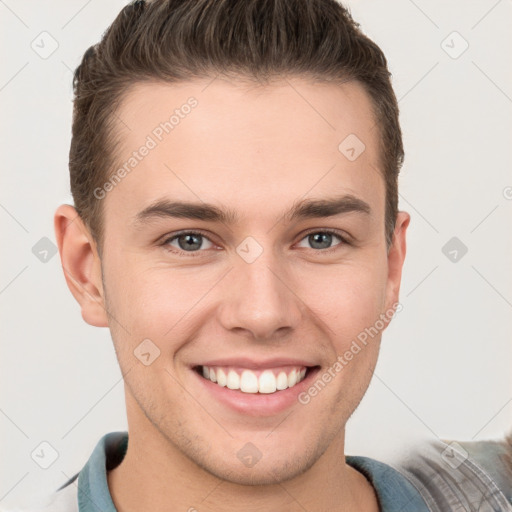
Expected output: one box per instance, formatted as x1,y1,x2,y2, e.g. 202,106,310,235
105,77,384,226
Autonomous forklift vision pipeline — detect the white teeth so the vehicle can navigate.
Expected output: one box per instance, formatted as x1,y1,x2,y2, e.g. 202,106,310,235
240,370,259,393
288,369,297,388
216,368,227,387
276,371,288,390
199,365,308,394
258,370,277,393
226,370,240,390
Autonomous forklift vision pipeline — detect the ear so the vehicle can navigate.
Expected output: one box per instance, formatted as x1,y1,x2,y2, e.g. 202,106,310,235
383,210,410,314
54,204,109,327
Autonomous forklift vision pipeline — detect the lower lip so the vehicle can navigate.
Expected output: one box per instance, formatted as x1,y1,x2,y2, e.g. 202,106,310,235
191,366,321,417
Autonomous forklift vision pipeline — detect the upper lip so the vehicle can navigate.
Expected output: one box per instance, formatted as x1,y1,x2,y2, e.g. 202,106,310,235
193,357,318,370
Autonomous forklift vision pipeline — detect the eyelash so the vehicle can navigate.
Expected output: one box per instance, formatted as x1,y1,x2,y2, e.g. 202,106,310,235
160,228,351,257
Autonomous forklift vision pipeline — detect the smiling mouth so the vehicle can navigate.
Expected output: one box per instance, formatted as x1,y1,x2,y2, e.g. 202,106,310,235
193,365,319,394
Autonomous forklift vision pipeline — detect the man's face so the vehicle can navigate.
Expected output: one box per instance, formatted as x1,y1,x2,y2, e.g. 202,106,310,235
85,77,408,484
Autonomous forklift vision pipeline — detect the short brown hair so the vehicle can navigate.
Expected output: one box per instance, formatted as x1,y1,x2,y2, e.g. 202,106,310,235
70,0,403,255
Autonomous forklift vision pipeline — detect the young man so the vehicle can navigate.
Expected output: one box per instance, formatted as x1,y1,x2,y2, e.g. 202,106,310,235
32,0,511,511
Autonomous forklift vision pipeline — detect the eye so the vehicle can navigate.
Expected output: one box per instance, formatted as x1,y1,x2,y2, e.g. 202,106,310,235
162,231,215,255
296,229,349,252
160,228,350,257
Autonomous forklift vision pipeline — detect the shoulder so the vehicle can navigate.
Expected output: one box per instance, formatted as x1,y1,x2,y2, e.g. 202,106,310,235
390,434,512,511
346,454,431,511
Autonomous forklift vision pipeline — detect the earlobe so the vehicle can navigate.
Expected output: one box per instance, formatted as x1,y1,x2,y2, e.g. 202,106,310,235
384,211,411,313
54,204,109,327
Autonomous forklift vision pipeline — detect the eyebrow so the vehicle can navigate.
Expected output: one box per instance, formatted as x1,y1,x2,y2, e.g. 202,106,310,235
132,194,371,228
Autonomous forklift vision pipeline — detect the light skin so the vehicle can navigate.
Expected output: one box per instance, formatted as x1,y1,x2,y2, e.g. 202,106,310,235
55,76,410,511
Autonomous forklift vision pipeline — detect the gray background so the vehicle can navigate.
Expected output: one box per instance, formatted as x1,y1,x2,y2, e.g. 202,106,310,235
1,0,511,508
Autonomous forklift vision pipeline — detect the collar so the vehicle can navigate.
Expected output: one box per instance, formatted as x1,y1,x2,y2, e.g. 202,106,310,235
345,454,430,511
76,431,429,512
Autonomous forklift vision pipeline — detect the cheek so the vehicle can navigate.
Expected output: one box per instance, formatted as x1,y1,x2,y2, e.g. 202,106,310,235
105,247,388,355
295,258,388,342
106,264,201,330
104,263,216,369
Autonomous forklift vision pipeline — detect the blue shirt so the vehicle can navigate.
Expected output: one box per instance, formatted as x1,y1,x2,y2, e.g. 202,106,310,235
16,431,512,512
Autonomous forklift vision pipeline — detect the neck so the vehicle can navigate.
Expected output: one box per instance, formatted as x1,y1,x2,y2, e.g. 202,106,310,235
108,399,379,512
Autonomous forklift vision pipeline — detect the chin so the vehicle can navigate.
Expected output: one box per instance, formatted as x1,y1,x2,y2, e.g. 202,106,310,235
204,452,316,486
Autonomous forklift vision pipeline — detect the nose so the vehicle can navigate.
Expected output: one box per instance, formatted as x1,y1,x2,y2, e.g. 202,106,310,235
217,246,303,341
